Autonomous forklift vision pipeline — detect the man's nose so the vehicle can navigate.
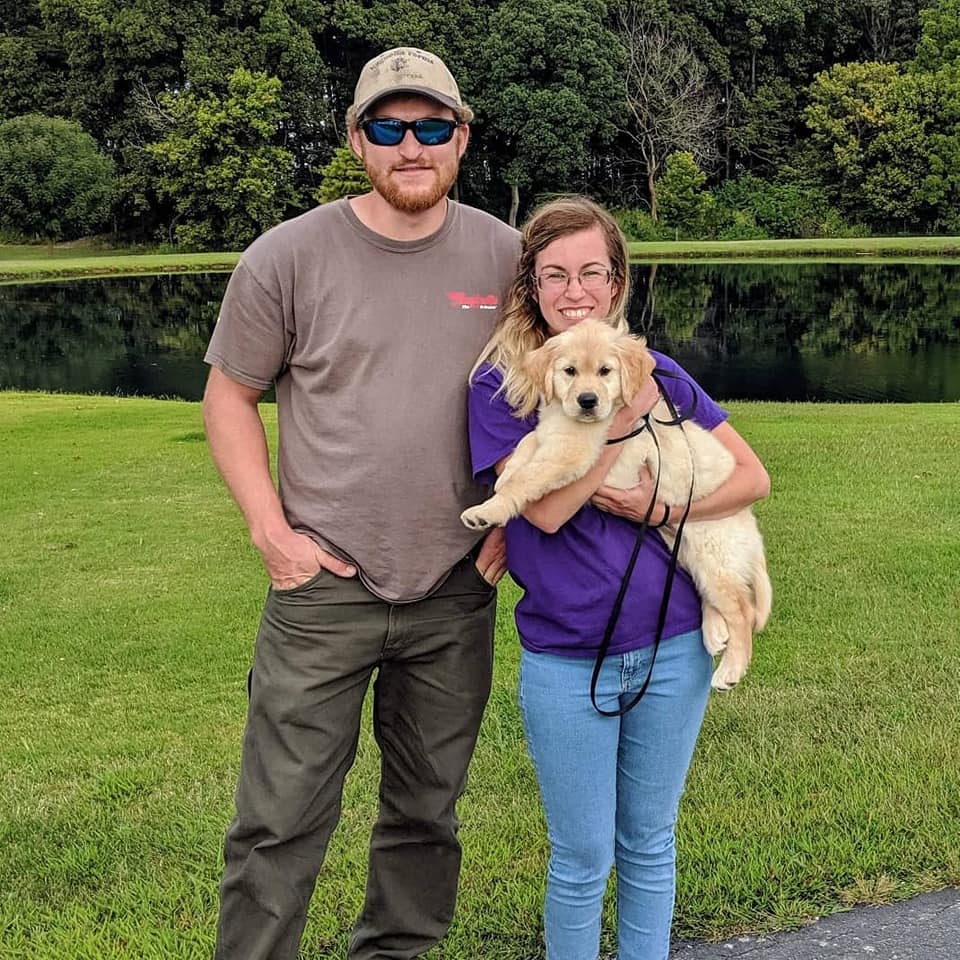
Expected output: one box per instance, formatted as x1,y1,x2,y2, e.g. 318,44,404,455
397,130,423,155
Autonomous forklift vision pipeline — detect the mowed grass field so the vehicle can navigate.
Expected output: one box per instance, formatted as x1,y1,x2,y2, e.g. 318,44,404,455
3,235,960,282
1,392,958,959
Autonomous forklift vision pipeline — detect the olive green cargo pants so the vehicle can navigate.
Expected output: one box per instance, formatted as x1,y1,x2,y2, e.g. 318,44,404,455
214,552,496,960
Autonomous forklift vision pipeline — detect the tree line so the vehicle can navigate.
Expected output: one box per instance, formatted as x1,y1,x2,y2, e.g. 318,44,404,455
1,0,958,247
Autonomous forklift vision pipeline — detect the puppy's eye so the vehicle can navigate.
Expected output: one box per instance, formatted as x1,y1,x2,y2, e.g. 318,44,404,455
563,366,576,376
599,366,612,376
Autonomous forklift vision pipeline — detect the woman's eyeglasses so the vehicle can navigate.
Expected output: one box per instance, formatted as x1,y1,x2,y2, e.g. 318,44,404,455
360,118,462,147
535,268,613,292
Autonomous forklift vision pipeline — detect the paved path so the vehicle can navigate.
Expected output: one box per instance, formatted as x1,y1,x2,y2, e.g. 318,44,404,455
670,888,960,960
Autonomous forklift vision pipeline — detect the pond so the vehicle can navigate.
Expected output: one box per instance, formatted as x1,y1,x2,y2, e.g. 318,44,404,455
2,262,959,402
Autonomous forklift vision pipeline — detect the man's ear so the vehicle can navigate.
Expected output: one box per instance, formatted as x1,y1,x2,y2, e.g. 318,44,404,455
347,127,364,162
456,123,470,159
616,335,655,404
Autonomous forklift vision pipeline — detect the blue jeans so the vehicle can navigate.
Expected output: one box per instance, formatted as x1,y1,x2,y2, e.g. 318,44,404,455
519,630,712,960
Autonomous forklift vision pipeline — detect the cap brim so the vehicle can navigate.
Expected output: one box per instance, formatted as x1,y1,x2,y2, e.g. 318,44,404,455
356,87,461,118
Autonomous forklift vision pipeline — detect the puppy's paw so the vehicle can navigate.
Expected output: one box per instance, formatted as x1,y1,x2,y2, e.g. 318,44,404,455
461,495,516,530
711,655,747,692
460,506,494,530
701,608,729,656
702,625,729,656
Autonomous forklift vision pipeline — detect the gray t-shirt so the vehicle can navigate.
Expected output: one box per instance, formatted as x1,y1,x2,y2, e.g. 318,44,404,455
205,198,520,602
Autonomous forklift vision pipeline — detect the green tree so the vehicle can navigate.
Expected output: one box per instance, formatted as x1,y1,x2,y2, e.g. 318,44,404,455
657,151,712,236
804,61,960,230
0,113,114,240
24,0,218,238
316,144,371,203
804,60,901,182
614,5,720,219
0,0,69,120
913,0,960,72
668,0,925,182
5,0,333,235
475,0,621,225
35,0,209,145
146,68,297,249
857,0,927,61
861,70,960,227
185,0,333,186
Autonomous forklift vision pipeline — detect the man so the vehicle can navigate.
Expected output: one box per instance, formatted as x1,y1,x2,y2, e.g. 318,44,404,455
203,47,519,960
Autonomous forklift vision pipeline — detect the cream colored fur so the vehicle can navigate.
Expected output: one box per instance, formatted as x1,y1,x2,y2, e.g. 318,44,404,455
461,319,771,690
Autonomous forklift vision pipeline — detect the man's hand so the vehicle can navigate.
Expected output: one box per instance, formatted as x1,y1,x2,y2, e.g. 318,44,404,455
474,527,507,586
255,525,357,590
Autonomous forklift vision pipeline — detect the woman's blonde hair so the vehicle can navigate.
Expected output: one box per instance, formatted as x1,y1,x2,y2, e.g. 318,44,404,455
471,196,631,410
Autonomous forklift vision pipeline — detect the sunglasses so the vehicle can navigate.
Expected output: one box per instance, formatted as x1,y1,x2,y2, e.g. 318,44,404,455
360,117,462,147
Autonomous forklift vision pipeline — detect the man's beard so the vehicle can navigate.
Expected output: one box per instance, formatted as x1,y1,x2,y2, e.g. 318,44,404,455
365,157,459,214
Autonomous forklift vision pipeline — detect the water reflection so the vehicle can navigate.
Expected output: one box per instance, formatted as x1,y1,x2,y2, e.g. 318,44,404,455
1,263,959,402
0,273,225,400
629,262,960,401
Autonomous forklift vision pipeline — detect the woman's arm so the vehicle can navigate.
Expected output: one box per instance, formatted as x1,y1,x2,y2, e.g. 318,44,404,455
590,421,770,526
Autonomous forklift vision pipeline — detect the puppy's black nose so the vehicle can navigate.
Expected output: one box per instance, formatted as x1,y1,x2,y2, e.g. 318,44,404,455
577,392,599,410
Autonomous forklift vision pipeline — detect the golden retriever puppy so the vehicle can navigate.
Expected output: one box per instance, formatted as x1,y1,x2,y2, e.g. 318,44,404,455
461,319,771,690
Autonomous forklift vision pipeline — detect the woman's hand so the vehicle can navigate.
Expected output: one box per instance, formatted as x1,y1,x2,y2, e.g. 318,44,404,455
592,422,770,525
593,379,665,523
608,377,660,440
592,466,670,525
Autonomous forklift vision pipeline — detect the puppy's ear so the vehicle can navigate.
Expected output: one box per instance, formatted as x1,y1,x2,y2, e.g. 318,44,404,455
519,340,556,410
616,335,656,405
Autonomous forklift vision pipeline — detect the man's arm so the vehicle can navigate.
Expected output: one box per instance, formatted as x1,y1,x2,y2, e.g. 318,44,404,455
202,366,356,588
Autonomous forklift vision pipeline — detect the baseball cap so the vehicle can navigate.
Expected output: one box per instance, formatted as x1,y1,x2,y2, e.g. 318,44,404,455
352,47,463,118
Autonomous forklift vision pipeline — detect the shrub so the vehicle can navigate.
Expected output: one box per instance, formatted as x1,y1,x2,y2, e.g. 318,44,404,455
315,145,371,204
0,114,115,240
713,175,857,239
612,207,671,241
816,209,872,238
717,209,769,241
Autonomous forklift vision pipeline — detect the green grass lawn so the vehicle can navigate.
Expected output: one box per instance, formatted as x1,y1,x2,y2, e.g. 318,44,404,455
0,239,239,282
3,235,960,282
0,250,240,283
1,392,958,959
0,241,129,260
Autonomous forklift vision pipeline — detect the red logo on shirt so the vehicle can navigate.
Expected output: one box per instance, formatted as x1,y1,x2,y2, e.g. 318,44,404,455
447,292,499,310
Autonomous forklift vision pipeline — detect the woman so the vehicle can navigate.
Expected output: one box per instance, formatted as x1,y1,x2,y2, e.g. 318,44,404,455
467,196,769,960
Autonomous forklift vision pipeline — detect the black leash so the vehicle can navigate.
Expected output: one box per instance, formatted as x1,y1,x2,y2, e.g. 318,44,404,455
588,370,697,717
605,420,650,445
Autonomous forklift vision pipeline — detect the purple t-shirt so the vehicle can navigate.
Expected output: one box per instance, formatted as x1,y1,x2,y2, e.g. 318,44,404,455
468,351,728,657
